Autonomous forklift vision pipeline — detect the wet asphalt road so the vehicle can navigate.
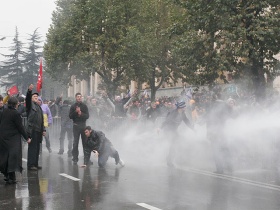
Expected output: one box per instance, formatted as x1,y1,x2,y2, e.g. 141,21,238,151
1,134,280,210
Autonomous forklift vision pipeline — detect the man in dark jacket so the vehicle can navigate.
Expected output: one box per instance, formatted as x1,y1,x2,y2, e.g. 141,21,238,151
69,92,89,164
26,84,45,171
82,126,124,168
56,96,73,156
49,99,58,117
17,96,26,116
159,101,194,167
0,97,31,183
146,102,161,124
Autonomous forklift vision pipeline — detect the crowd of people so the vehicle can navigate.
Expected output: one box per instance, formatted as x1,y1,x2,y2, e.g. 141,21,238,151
0,85,126,184
0,84,279,184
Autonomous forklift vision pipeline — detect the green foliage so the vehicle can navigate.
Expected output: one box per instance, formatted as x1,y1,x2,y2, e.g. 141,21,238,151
171,0,280,98
44,0,184,99
44,0,280,100
44,0,83,84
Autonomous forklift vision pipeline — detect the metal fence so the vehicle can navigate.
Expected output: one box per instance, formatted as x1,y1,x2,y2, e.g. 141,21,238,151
21,115,165,136
22,117,61,138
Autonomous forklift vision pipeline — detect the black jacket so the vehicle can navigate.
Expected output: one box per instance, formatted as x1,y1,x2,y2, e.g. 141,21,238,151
17,103,26,116
0,107,29,175
25,90,45,135
49,103,58,117
60,104,73,128
84,130,112,164
69,102,89,125
55,97,73,128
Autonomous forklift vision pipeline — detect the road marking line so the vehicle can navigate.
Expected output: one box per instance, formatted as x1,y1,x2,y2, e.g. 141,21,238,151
59,173,80,181
136,203,162,210
22,158,27,162
185,167,280,192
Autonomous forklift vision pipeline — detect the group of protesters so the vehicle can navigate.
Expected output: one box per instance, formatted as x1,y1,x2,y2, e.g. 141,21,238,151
0,85,126,184
0,83,279,184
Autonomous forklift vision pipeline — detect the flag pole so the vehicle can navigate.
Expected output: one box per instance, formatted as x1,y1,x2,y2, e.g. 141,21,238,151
37,58,43,97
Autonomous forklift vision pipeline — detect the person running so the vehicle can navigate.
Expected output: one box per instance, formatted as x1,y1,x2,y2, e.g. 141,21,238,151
82,126,125,168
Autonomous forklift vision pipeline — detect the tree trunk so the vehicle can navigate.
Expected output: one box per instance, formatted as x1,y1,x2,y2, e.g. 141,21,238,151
150,69,156,101
251,61,266,102
150,86,157,102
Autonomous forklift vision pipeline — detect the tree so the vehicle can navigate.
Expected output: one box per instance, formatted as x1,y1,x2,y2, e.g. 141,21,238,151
44,0,183,100
171,0,280,100
44,0,140,98
22,28,43,92
0,27,24,90
123,0,181,101
44,0,82,85
83,0,141,98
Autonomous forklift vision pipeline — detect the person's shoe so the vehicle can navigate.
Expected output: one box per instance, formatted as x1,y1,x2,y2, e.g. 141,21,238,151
3,174,8,182
48,148,52,153
118,159,125,167
58,150,64,155
37,166,42,170
28,166,38,171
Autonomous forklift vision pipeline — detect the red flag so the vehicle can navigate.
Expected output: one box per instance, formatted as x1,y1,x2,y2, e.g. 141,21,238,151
8,85,19,95
37,59,43,93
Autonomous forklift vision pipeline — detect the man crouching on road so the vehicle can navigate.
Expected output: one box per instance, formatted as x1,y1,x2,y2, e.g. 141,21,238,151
81,126,125,168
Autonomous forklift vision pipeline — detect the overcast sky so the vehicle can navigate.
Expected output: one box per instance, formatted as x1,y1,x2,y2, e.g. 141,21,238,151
0,0,56,58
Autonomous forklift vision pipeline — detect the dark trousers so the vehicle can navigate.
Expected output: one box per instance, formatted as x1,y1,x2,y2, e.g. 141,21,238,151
72,124,86,162
59,126,73,153
28,131,42,168
98,146,119,168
